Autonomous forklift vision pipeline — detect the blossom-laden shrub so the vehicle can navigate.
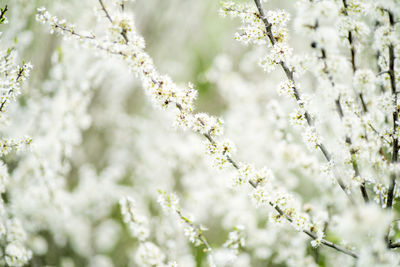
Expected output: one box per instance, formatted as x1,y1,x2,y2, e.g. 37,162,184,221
1,0,400,266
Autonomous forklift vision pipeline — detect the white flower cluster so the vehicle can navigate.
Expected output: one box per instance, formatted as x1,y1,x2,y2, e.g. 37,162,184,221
236,163,273,186
158,191,211,251
0,48,32,117
120,196,178,266
5,243,32,267
220,2,266,45
157,190,180,214
0,136,32,157
205,139,236,169
37,7,78,37
135,242,166,267
223,225,245,256
277,79,296,98
302,127,322,151
2,220,32,267
192,113,223,136
353,69,376,92
260,43,293,73
119,196,149,241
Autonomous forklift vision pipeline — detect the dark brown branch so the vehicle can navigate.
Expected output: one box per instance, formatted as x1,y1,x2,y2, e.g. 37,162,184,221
386,9,398,209
0,5,8,24
342,0,368,114
389,241,400,249
98,0,129,43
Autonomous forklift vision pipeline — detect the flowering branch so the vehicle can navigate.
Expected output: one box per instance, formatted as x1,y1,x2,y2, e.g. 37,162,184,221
311,40,369,203
341,0,368,114
385,8,398,209
252,0,353,203
0,5,7,24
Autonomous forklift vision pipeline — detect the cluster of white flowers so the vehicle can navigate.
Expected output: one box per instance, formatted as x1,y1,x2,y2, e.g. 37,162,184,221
236,164,273,186
158,191,210,248
204,139,236,169
119,196,149,241
223,225,245,256
220,2,266,45
0,49,32,117
191,113,223,135
2,220,32,267
135,242,167,267
302,127,322,151
353,69,376,92
0,136,32,156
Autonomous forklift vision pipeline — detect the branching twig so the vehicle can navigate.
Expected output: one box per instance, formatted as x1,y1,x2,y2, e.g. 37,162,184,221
253,0,354,204
314,42,369,203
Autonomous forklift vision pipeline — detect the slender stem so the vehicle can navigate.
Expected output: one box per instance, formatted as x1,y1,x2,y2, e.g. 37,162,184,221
0,5,7,22
98,0,113,23
98,0,129,43
386,10,398,209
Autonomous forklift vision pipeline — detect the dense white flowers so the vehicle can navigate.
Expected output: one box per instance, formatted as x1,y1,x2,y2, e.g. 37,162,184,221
223,225,245,256
302,127,321,151
353,69,376,92
0,0,398,266
135,242,166,266
5,242,32,267
191,113,223,136
0,49,32,117
119,196,150,241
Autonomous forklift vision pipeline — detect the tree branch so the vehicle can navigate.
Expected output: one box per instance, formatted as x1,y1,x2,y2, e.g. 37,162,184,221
253,0,354,204
385,9,398,209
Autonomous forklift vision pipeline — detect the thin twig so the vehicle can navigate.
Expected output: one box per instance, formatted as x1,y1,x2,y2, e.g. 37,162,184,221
0,5,7,23
98,0,129,43
342,0,368,114
98,0,113,23
385,9,398,209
